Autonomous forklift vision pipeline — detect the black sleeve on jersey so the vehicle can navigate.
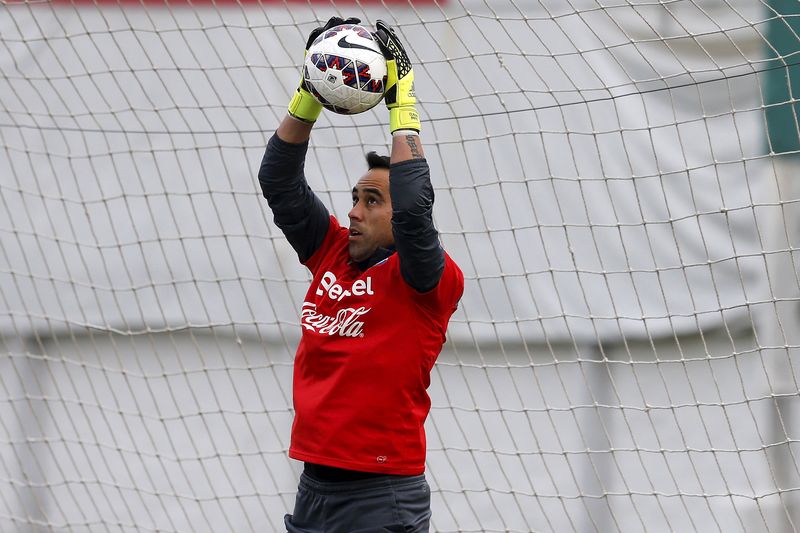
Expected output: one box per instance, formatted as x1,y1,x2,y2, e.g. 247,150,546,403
390,158,446,293
258,134,330,263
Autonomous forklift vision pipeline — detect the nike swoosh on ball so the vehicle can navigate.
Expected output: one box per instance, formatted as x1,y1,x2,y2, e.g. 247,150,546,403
337,36,375,52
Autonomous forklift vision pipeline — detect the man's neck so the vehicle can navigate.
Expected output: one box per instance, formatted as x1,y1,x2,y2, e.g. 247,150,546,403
354,245,395,271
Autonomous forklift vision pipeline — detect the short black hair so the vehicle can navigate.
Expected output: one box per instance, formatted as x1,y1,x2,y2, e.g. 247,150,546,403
366,151,390,170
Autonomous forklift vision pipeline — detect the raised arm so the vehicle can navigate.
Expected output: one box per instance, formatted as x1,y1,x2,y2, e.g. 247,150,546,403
374,21,445,293
258,124,328,264
258,17,359,263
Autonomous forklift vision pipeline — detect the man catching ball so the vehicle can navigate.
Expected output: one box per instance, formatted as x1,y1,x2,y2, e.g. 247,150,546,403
258,17,464,532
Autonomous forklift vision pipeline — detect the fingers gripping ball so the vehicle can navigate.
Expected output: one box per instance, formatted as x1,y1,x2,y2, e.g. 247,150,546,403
302,24,388,115
372,20,420,133
288,16,363,123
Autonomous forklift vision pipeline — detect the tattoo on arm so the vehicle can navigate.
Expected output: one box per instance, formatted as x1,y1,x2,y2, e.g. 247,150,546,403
405,135,423,159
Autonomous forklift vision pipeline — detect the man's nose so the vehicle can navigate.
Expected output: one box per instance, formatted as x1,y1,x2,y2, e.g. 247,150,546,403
349,202,362,221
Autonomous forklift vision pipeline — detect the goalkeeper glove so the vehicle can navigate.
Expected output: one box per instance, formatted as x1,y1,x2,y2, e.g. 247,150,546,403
373,20,421,134
288,16,361,123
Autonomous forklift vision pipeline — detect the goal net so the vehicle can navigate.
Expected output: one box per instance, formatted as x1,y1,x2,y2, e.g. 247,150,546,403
1,0,799,531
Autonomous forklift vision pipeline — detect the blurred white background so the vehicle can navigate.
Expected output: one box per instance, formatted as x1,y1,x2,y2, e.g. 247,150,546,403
1,1,799,531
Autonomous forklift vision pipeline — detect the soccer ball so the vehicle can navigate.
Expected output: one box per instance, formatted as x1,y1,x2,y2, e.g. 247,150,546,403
303,24,387,115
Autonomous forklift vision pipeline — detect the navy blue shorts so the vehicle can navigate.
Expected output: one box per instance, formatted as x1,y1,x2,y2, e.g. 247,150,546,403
284,471,431,532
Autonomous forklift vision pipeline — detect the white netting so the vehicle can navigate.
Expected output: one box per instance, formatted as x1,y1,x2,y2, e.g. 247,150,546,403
1,1,799,531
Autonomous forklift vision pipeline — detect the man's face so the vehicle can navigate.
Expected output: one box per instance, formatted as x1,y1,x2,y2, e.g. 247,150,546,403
348,168,394,263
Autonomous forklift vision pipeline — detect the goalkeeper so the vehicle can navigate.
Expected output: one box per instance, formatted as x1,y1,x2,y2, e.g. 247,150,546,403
257,16,464,533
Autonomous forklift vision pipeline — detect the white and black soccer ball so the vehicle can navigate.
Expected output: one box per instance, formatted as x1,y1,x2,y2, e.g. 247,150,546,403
303,24,387,115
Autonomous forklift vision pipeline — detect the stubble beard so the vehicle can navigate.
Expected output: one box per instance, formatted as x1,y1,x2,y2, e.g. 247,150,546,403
348,240,372,263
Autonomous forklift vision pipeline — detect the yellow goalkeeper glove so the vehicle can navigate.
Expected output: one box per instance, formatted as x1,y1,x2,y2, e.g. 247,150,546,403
373,20,420,134
288,16,361,123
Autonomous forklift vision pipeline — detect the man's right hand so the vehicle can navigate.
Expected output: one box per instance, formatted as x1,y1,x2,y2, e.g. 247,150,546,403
287,16,361,124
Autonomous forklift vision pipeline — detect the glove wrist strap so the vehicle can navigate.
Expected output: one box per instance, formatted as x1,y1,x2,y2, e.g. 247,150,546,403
389,106,421,134
288,88,323,123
